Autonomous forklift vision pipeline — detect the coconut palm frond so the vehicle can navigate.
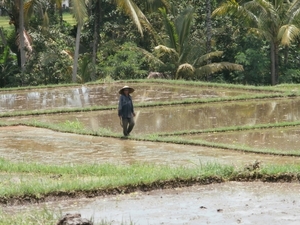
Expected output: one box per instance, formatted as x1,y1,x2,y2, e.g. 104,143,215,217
52,0,62,9
195,62,244,77
61,50,73,60
139,16,162,44
212,0,239,17
144,0,171,12
212,0,258,25
279,24,300,46
115,0,144,36
288,0,300,22
159,7,178,50
175,6,194,51
71,0,87,26
137,47,165,66
16,30,33,53
42,11,49,33
175,63,194,79
193,51,223,67
154,45,179,61
24,0,36,25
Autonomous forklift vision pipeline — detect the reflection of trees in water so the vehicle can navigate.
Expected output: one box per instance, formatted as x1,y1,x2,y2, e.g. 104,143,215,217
6,98,300,136
200,128,300,152
80,99,300,134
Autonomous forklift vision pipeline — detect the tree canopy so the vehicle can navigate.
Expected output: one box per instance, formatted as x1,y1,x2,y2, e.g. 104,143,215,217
1,0,300,86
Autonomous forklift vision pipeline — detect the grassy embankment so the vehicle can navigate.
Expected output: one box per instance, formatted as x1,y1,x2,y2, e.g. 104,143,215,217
1,157,300,224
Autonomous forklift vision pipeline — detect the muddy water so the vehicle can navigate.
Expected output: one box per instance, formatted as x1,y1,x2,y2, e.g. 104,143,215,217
3,98,300,135
2,126,299,166
0,83,268,113
185,126,300,153
4,182,300,225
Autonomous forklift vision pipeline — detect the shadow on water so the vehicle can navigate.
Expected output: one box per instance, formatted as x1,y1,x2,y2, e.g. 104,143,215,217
0,83,269,113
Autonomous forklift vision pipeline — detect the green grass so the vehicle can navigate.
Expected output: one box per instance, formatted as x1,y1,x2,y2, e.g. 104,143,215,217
0,158,234,197
0,157,300,202
0,16,13,31
0,209,58,225
0,13,76,33
0,209,132,225
62,12,76,25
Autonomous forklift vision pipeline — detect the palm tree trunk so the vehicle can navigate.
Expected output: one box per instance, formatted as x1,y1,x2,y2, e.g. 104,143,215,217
0,28,7,46
72,25,82,83
206,0,212,55
206,0,212,81
91,0,101,81
270,41,277,85
19,0,26,84
59,4,63,27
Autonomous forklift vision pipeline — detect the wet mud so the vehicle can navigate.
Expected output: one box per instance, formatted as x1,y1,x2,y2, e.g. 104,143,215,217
4,182,300,225
2,126,299,166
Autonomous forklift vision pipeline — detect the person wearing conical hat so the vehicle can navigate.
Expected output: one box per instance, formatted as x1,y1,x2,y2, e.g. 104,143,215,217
118,86,136,136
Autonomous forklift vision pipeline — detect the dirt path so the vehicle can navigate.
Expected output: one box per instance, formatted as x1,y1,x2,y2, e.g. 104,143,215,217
4,182,300,225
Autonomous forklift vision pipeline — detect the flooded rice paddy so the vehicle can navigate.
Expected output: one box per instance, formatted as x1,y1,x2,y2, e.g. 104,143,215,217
184,126,300,153
2,98,300,135
1,82,300,224
2,126,299,166
0,83,261,113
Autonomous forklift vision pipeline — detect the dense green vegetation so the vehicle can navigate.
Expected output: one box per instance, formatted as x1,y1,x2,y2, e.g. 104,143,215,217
1,0,300,87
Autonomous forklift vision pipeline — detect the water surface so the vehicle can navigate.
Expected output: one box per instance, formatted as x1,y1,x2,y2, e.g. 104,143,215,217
3,98,300,136
1,126,299,166
184,126,300,153
0,83,272,113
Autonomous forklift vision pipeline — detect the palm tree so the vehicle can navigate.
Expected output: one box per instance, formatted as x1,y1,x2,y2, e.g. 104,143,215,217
19,0,25,77
206,0,212,55
88,0,166,81
71,0,87,82
151,5,243,80
114,0,167,38
213,0,300,85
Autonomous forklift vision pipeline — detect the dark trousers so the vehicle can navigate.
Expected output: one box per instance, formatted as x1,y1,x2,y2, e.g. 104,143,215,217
122,117,135,136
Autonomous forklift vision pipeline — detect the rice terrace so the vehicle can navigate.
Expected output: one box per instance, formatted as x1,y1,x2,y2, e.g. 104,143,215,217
1,79,300,224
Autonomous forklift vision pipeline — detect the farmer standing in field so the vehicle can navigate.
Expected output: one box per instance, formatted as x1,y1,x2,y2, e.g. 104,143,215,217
118,86,136,136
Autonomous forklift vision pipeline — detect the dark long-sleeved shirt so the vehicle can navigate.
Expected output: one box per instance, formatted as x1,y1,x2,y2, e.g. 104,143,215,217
118,94,134,118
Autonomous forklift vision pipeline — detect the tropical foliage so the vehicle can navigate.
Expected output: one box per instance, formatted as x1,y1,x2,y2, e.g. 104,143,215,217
213,0,300,85
1,0,300,86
